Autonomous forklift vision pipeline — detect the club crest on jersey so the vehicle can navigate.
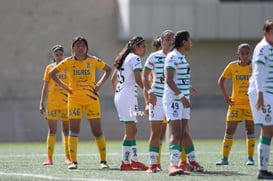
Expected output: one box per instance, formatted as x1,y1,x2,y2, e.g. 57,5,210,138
64,69,67,73
265,114,272,123
249,67,252,73
87,62,90,68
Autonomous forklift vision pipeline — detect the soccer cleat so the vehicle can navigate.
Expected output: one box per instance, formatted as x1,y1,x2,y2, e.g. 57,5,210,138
257,170,273,179
120,161,132,171
156,164,162,172
43,159,53,165
168,165,190,176
216,157,229,165
68,162,78,169
179,161,191,171
189,161,204,172
146,164,157,174
100,161,109,169
65,158,72,165
131,160,148,171
246,157,254,165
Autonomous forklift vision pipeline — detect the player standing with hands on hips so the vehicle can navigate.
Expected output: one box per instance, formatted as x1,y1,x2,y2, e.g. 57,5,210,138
249,20,273,179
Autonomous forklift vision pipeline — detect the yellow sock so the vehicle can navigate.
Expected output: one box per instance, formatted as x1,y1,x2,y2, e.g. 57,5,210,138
64,135,70,158
180,148,187,162
157,139,163,165
222,134,233,158
95,135,106,162
47,134,56,159
69,132,79,163
247,133,256,158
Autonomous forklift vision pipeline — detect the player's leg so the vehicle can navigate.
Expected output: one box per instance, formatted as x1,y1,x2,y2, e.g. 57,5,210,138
147,120,162,173
61,109,71,164
43,118,57,165
181,119,203,172
245,118,255,165
67,101,82,169
216,107,242,165
156,121,167,171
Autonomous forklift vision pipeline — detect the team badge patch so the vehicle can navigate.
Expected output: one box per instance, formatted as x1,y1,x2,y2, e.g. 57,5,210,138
265,114,272,123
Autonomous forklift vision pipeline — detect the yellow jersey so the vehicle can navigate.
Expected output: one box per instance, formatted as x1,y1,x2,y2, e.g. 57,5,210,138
43,62,68,109
221,60,252,108
55,55,106,105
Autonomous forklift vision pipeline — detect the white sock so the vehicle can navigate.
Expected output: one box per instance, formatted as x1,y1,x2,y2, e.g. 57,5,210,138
131,145,138,162
169,149,181,166
122,146,131,164
149,151,158,165
187,150,196,162
258,142,270,171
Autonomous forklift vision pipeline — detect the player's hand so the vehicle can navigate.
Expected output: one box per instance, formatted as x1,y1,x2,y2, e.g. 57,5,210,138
256,92,264,110
149,92,157,106
190,87,197,96
224,96,234,106
181,96,191,108
40,104,45,115
145,104,149,115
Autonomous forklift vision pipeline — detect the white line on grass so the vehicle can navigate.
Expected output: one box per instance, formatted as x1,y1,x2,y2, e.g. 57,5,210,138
0,172,122,181
0,151,250,158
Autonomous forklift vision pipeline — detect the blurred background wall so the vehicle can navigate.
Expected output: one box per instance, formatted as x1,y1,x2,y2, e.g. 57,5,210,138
1,0,273,142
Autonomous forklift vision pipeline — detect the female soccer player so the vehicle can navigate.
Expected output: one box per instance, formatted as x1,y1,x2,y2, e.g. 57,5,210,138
216,43,255,166
49,36,112,169
111,36,148,171
248,20,273,179
143,30,174,173
40,44,71,165
163,30,195,176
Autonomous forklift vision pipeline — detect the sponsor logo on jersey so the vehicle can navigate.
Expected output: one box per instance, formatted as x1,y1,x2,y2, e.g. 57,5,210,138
87,62,90,68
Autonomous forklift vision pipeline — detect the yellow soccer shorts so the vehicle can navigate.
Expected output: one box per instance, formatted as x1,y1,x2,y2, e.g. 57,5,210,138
68,100,101,120
226,106,253,122
46,107,68,121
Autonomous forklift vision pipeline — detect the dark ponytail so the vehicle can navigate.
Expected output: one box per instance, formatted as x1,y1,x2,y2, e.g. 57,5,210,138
114,36,145,70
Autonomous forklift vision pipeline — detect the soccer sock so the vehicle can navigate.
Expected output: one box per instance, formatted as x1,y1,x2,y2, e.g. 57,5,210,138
185,145,196,162
169,144,182,166
131,140,139,162
95,135,107,162
63,135,70,158
180,148,187,162
157,139,163,165
149,147,159,165
69,131,79,163
246,132,256,158
258,136,271,171
47,134,56,159
222,134,233,158
122,140,132,164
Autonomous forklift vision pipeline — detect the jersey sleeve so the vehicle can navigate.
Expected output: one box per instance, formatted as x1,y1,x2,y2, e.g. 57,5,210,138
253,45,266,65
94,57,106,70
221,64,232,79
165,55,177,70
144,54,154,71
132,56,142,72
43,66,51,81
55,59,67,72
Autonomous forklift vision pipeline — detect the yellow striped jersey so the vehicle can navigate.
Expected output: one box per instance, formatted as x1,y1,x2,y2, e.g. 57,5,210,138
43,62,68,109
55,55,106,104
221,60,252,108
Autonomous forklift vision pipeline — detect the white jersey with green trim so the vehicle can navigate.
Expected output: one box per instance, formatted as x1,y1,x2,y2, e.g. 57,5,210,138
248,38,273,95
163,49,191,101
144,50,166,98
115,53,142,97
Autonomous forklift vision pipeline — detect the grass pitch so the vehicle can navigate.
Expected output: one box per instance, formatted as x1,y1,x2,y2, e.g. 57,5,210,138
0,139,268,181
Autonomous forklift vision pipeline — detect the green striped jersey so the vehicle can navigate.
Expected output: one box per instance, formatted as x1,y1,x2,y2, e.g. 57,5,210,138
144,50,166,98
163,49,191,101
249,38,273,95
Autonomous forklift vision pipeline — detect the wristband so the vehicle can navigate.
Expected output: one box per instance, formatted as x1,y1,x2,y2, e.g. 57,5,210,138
177,92,184,99
147,89,154,94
